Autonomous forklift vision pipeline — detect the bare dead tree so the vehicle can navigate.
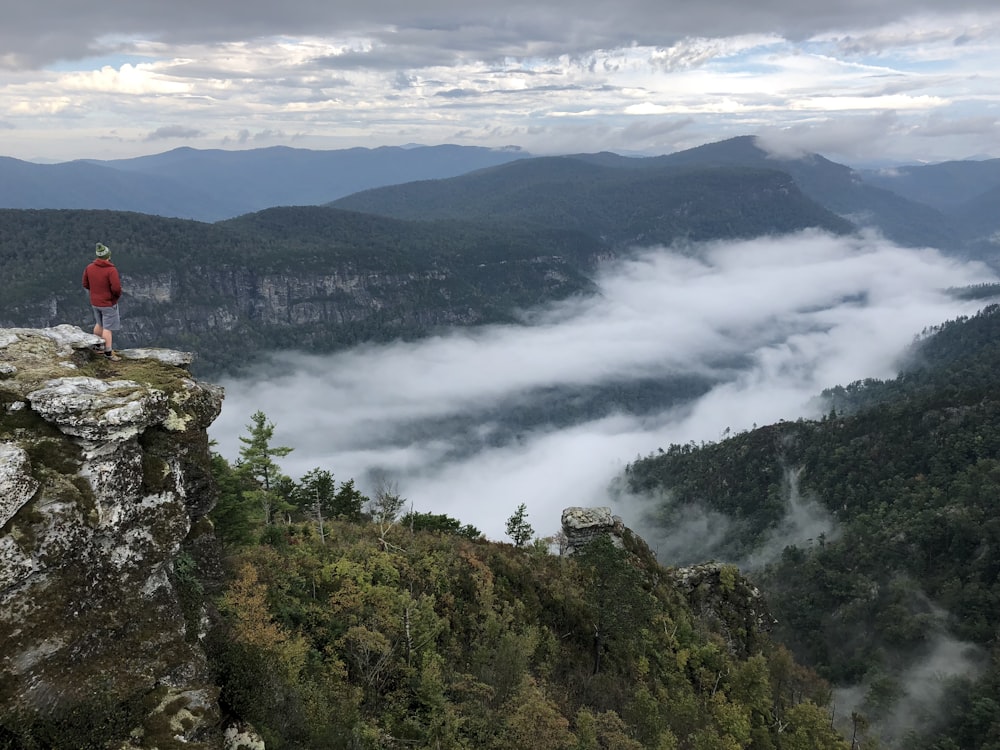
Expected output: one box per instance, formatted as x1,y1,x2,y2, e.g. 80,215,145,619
367,472,406,551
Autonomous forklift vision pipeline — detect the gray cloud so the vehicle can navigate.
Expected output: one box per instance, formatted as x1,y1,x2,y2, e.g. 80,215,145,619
3,2,1000,162
435,88,481,99
4,1,1000,71
144,125,204,141
915,113,1000,138
210,232,994,542
755,113,904,161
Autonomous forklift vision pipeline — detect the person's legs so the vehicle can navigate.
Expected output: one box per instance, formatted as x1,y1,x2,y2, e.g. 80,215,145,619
91,309,106,351
92,306,117,354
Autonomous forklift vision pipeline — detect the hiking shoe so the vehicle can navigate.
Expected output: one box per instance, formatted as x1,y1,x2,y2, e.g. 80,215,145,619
91,343,105,352
105,352,121,362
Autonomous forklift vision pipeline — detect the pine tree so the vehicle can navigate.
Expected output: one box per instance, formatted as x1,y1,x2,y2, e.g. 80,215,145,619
505,503,534,547
236,410,293,525
297,468,336,543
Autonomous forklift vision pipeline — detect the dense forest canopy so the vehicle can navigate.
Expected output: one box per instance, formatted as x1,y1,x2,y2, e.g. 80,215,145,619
623,304,1000,749
186,413,855,750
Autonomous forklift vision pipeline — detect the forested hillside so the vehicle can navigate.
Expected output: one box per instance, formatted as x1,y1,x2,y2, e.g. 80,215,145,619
0,207,603,374
332,162,854,248
0,169,851,376
331,136,983,255
622,303,1000,748
155,428,852,750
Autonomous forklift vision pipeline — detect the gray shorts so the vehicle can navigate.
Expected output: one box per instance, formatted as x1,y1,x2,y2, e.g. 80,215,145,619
92,304,121,331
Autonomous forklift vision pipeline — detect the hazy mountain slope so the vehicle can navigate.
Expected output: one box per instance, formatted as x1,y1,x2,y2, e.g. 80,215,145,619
331,136,967,251
951,183,1000,243
0,156,231,220
647,136,962,250
0,145,529,221
331,161,856,247
859,158,1000,212
858,159,1000,254
622,303,1000,748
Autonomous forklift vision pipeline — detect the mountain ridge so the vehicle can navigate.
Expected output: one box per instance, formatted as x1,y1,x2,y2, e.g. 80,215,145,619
332,136,981,255
5,137,1000,257
0,144,530,222
0,159,857,376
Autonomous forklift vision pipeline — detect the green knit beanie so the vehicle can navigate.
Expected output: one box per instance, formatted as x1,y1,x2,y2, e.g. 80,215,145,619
95,242,110,259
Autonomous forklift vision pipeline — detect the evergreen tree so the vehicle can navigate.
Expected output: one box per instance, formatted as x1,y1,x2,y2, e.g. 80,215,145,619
331,478,366,521
505,503,534,547
236,411,293,525
208,451,256,547
297,468,336,543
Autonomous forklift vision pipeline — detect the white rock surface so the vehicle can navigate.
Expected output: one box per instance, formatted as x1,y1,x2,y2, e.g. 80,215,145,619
27,377,169,441
120,347,195,367
0,443,38,528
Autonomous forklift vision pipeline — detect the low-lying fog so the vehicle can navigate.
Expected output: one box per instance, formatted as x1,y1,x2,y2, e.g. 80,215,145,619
209,230,995,542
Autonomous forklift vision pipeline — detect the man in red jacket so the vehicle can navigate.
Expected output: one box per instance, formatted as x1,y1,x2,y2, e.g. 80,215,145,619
82,242,123,361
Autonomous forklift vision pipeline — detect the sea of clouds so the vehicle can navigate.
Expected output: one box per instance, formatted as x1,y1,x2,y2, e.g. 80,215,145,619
210,229,996,543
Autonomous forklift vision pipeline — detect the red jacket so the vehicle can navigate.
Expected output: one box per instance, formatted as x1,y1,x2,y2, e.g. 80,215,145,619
82,259,122,307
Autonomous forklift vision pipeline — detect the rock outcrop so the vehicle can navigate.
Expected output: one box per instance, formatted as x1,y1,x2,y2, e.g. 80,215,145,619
561,506,775,658
0,325,227,747
560,506,627,554
670,562,776,658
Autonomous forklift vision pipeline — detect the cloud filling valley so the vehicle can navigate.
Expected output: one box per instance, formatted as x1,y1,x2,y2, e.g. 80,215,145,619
210,231,995,544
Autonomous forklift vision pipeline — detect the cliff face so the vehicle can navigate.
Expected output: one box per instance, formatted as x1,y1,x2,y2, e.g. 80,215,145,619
5,258,593,375
0,326,226,748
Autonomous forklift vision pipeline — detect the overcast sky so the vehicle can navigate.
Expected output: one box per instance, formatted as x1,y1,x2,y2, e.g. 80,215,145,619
3,2,1000,163
209,232,995,544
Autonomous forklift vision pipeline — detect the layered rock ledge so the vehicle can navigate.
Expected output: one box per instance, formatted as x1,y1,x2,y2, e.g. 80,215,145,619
0,325,226,747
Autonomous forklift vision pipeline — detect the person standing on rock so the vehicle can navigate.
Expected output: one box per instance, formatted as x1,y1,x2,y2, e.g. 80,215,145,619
82,242,123,361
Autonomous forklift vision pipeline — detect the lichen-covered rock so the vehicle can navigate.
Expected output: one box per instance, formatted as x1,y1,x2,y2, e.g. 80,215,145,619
561,506,626,554
0,326,228,748
27,376,170,441
670,562,776,657
0,442,38,527
224,721,268,750
122,348,196,367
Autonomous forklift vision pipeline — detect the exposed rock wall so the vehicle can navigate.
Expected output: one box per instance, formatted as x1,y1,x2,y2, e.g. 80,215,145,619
560,506,626,554
561,506,775,658
5,261,583,357
671,562,776,658
0,325,228,748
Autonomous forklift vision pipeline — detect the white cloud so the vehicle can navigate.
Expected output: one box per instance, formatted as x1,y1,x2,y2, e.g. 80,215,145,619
210,232,995,542
3,6,1000,161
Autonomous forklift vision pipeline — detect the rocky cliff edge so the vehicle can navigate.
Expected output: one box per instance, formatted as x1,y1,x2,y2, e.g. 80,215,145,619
0,325,227,748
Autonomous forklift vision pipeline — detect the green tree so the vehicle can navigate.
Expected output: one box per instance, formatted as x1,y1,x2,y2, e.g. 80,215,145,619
331,477,366,521
575,535,653,675
506,503,534,547
296,467,336,543
401,510,482,538
209,451,256,547
502,676,575,750
236,410,293,525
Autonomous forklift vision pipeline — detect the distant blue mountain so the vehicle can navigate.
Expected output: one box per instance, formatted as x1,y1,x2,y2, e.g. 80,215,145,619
0,145,529,221
859,159,1000,212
